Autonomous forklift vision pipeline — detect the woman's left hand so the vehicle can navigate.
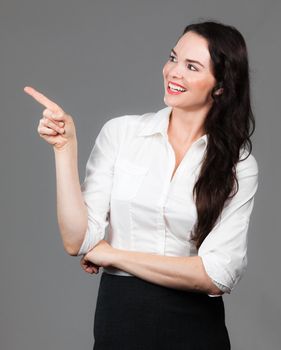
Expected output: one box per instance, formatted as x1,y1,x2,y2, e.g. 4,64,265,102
82,239,116,269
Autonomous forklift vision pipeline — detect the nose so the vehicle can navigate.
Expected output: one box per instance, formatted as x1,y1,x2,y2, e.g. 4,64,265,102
168,63,184,79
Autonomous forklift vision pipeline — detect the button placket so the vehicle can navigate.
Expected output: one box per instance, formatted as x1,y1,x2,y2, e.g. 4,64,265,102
156,206,166,255
157,139,174,207
156,139,176,254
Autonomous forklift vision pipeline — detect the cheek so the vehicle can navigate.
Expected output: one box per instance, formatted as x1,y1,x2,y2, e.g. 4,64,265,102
190,76,215,92
162,63,169,77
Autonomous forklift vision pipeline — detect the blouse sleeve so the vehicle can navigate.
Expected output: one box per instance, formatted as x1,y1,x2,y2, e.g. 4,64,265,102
198,151,259,296
77,117,124,256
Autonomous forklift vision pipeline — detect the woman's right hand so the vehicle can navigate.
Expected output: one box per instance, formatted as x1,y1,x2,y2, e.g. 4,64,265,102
24,86,77,150
80,256,100,275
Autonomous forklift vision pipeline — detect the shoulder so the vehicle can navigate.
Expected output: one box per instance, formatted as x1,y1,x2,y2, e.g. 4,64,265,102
236,148,259,177
102,110,155,138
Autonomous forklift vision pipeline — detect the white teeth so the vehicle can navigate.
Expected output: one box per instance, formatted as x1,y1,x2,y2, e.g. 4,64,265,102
168,82,186,92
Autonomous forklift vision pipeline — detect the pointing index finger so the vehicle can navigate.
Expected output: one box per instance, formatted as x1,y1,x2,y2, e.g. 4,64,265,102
24,86,64,115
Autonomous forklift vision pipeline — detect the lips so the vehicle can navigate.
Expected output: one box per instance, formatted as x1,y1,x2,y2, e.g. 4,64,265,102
167,81,187,95
168,81,186,89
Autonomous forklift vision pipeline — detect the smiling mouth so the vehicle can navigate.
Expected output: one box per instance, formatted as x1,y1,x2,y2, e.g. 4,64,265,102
167,84,187,95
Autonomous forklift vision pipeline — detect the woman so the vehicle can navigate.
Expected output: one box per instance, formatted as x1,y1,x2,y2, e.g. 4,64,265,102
24,20,258,349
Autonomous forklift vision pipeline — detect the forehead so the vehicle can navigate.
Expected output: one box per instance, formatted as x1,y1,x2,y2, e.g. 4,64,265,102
174,31,211,67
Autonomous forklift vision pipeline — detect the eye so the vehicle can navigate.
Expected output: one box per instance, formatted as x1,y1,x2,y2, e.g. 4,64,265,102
168,54,176,62
168,55,198,72
187,64,198,72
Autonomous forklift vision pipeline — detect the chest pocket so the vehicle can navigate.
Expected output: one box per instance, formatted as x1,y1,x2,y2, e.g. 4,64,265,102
111,159,149,200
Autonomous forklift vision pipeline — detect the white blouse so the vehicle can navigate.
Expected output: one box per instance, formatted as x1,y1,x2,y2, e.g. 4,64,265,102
77,106,259,297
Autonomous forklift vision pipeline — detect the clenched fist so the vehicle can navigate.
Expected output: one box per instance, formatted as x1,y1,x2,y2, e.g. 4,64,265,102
80,256,100,275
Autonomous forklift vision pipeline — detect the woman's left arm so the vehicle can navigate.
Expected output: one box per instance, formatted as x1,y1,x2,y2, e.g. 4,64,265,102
82,240,222,295
112,247,223,295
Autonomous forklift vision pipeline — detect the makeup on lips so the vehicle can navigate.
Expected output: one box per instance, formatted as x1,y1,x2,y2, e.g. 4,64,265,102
167,81,187,95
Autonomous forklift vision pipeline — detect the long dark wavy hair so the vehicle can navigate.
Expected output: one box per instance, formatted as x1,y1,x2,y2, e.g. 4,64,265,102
176,21,256,249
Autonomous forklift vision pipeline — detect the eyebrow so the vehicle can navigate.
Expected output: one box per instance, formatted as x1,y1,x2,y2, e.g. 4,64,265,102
171,48,205,68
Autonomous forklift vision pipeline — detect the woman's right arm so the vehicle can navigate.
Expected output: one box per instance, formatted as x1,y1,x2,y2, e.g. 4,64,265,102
24,86,89,255
53,140,89,255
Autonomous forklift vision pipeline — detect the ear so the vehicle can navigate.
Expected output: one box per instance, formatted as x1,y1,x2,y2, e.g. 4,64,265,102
214,87,224,95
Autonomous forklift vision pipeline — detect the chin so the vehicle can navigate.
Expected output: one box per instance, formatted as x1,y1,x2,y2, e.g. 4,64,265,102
163,96,184,108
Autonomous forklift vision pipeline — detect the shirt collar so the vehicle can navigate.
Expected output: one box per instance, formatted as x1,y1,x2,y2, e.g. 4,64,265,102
137,105,208,149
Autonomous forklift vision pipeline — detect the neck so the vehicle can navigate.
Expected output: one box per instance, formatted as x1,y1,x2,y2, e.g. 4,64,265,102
168,106,209,145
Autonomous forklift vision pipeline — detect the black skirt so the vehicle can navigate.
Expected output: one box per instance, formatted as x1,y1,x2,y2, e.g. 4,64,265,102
93,271,231,350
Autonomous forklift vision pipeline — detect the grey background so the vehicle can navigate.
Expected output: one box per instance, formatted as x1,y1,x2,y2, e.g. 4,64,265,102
1,0,280,349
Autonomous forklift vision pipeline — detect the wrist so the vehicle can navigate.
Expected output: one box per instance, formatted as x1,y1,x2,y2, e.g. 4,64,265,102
53,138,77,154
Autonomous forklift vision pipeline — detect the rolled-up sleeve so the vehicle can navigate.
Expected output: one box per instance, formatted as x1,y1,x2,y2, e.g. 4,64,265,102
77,117,124,256
198,151,259,296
